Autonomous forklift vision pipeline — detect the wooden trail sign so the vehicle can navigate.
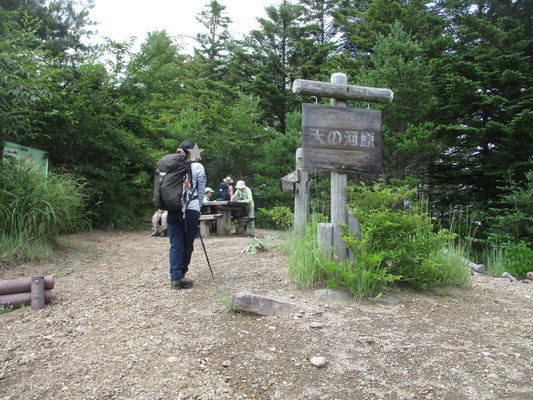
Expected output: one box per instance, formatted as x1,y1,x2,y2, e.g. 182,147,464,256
302,104,382,174
280,170,299,194
292,72,393,261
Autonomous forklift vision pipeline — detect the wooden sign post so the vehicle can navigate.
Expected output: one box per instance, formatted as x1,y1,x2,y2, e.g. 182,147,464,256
294,148,309,235
280,149,309,235
293,73,393,261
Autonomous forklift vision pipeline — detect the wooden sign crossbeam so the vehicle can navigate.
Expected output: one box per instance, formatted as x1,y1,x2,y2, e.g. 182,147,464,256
292,79,394,104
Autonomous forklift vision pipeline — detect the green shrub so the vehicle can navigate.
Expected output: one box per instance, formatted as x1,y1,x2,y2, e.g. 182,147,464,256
0,158,89,263
318,254,401,300
258,206,293,231
343,180,469,290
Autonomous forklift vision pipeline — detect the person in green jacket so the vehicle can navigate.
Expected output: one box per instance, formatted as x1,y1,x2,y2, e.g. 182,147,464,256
231,180,255,236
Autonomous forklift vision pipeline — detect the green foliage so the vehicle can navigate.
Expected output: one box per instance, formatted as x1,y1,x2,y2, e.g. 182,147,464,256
240,234,279,255
0,10,55,138
286,215,323,289
205,285,233,309
344,179,468,290
357,21,438,179
319,256,401,300
258,207,293,231
430,0,533,223
0,158,88,263
485,242,532,281
502,243,532,280
483,162,533,247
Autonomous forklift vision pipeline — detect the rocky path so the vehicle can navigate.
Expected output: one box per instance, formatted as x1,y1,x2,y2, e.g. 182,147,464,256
0,229,532,399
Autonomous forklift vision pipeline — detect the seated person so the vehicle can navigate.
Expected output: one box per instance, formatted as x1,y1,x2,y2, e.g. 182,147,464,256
201,187,217,214
216,176,233,200
231,180,255,236
151,209,168,236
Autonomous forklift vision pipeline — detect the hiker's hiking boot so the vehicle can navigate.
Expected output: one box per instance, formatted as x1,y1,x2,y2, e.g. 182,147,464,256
170,279,193,290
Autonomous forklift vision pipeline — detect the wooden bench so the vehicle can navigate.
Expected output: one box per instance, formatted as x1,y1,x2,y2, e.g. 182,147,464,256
198,214,222,237
235,216,255,235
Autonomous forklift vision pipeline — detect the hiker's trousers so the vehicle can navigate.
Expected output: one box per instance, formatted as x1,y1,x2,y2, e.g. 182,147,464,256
167,209,200,281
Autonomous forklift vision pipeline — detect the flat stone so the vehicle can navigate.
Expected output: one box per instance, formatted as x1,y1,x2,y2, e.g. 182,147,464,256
493,277,512,283
313,288,351,303
166,356,178,363
222,360,231,368
230,292,301,316
359,336,375,344
310,356,327,368
309,322,324,329
487,373,499,380
502,272,518,282
372,295,399,306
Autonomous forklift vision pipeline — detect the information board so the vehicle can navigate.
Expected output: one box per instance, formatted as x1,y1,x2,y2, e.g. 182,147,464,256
302,104,382,174
3,141,49,176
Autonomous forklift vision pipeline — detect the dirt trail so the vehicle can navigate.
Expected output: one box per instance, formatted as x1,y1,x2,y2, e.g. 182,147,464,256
0,229,532,400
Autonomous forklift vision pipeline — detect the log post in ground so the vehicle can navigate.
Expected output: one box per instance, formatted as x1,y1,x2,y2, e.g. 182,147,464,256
294,148,309,235
317,223,333,260
329,72,349,262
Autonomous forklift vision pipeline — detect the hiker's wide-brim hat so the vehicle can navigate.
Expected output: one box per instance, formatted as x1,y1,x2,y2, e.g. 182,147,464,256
236,180,245,189
223,176,233,183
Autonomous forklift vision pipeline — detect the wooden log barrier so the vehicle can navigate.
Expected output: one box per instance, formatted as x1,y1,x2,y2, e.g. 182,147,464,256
0,290,52,309
0,275,54,296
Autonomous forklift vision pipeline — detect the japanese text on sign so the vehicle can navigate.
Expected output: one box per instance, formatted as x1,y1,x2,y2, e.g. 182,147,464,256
307,128,375,148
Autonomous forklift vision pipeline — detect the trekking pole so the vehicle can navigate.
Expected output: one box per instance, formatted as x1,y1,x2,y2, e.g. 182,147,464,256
197,225,215,280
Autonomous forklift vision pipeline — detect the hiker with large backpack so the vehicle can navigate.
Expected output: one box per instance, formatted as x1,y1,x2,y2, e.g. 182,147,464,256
154,139,206,290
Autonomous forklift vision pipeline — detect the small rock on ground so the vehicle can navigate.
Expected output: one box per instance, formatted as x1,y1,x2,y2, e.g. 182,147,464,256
310,356,328,368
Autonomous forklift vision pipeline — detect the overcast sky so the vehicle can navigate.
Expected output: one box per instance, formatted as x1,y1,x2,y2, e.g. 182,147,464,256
88,0,283,53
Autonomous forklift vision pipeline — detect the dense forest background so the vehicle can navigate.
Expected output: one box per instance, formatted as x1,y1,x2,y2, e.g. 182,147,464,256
1,0,532,251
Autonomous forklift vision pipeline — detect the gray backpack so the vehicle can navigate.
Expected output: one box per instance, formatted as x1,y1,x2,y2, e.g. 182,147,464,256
153,153,192,211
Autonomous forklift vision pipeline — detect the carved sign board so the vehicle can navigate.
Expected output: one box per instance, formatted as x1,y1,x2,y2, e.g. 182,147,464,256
280,170,299,194
302,104,382,174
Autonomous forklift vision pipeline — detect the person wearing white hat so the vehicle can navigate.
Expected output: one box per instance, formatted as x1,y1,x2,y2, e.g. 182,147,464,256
231,180,255,236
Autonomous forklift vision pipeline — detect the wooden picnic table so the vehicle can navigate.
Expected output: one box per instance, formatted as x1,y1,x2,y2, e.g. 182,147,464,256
202,200,246,235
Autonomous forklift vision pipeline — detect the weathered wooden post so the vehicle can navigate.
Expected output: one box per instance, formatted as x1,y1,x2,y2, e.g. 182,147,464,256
329,73,349,259
31,275,45,310
294,148,309,235
292,73,393,262
280,149,309,235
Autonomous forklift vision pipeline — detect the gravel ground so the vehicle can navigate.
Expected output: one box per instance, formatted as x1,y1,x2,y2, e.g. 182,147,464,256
0,229,532,400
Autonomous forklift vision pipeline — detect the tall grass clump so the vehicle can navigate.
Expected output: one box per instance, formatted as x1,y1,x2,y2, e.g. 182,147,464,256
484,242,532,279
285,215,324,288
0,159,89,264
